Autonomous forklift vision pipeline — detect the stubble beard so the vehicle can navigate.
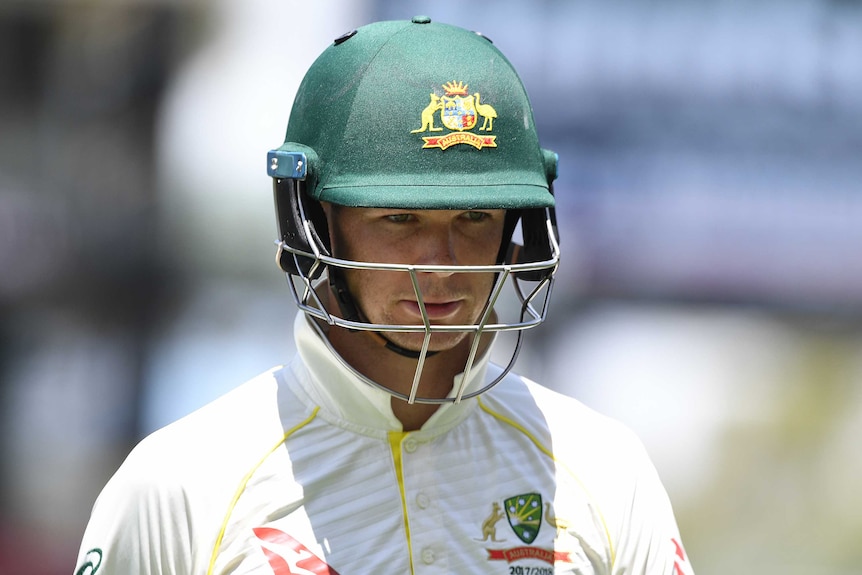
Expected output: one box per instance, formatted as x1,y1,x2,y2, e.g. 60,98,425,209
352,273,494,354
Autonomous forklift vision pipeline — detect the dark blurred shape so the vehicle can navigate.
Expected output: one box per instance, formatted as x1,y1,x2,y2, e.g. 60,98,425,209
0,4,189,573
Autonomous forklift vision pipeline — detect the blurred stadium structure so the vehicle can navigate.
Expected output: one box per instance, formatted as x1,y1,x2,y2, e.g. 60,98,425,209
1,0,860,573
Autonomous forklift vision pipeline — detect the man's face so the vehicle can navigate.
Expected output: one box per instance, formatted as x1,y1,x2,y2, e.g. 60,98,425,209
323,204,506,352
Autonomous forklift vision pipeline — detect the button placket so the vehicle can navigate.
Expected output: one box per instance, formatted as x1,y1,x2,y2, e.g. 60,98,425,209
401,434,446,572
420,547,436,565
415,492,430,509
403,436,419,453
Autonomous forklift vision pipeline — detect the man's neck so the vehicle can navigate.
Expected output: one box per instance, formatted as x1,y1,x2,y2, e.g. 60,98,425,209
318,288,494,431
326,324,466,430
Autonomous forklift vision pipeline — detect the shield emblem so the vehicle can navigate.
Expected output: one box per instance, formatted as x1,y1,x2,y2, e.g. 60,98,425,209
441,95,477,131
504,493,542,544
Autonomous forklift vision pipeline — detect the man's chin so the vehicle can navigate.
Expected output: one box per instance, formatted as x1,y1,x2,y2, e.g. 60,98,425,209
384,331,471,355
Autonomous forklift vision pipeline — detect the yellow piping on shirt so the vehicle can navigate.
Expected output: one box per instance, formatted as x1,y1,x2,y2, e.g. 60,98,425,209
206,406,320,575
477,398,617,568
388,431,415,575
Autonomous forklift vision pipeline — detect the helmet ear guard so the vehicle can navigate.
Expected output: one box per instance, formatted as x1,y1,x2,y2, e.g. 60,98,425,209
273,177,330,277
503,149,560,282
269,146,331,278
504,204,558,282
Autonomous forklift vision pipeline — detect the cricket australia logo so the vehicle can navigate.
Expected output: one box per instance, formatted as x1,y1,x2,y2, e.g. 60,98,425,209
480,493,574,567
505,493,543,544
411,80,498,150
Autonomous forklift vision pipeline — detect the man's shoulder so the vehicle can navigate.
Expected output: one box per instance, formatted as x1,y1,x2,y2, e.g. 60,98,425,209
486,370,611,425
153,368,283,438
113,367,295,490
484,369,648,458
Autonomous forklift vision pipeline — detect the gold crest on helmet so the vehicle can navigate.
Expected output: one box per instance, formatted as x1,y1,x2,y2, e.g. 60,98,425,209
411,81,498,150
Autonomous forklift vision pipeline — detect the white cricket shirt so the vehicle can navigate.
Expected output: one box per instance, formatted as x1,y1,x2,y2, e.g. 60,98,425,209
75,313,694,574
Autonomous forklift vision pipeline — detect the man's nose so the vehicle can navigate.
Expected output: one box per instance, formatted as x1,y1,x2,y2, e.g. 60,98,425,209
415,227,458,274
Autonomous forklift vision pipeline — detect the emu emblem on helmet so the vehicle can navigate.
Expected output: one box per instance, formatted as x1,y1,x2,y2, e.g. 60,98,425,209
411,80,497,150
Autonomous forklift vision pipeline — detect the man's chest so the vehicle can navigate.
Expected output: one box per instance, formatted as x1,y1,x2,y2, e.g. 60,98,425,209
209,427,610,574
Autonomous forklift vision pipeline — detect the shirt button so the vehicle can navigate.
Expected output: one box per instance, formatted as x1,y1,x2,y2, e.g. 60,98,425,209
420,548,436,564
403,438,418,453
416,492,430,509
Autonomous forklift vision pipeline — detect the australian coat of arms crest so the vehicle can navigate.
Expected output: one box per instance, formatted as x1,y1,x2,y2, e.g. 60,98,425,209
411,81,497,150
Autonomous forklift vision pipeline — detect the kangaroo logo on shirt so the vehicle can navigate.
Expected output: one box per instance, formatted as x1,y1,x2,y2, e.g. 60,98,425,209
504,493,543,544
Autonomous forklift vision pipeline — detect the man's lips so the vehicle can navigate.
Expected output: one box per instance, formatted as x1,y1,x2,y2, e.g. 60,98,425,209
400,300,463,320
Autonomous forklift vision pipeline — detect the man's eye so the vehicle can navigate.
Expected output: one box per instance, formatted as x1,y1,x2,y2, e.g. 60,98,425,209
463,211,489,222
386,214,412,223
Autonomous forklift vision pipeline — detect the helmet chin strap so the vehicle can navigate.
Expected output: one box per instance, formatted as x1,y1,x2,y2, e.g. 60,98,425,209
327,268,440,360
366,329,439,360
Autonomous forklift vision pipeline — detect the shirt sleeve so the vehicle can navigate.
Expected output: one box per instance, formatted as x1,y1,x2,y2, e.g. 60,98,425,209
608,432,695,575
73,446,195,575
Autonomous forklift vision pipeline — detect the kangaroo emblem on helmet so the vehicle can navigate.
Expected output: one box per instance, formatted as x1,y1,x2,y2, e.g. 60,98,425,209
410,93,444,133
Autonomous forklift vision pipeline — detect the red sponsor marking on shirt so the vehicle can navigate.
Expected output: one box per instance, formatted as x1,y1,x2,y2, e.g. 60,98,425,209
253,527,340,575
672,538,688,575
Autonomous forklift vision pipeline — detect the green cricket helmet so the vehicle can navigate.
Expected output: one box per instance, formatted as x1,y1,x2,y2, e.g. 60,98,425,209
267,16,560,403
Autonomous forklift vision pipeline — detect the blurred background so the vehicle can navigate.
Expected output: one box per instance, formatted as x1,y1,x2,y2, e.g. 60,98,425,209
1,0,861,573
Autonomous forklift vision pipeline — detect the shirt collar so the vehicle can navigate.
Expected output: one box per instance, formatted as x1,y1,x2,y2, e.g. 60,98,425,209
291,312,491,433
